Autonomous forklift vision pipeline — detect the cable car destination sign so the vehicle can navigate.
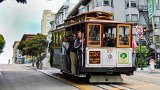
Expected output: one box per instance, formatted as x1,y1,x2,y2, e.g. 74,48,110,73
89,51,100,64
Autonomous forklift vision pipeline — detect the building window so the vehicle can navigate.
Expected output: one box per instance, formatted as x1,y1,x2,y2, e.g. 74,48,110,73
154,16,160,29
92,0,94,8
126,14,130,22
156,0,159,5
131,14,138,26
125,0,129,8
97,0,102,6
65,9,68,17
93,0,102,8
156,0,160,10
131,0,137,8
111,16,114,20
111,0,113,7
79,7,86,14
87,5,89,12
104,0,110,6
62,13,64,20
47,16,51,21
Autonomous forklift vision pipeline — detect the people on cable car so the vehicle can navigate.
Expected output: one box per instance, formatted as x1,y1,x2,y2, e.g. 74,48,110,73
132,37,137,66
103,33,116,47
69,34,77,74
62,37,69,71
103,33,109,46
74,31,83,71
49,41,54,67
123,35,128,45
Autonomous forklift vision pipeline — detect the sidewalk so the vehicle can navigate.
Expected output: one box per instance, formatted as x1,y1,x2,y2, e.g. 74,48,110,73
24,64,160,75
136,67,160,74
24,63,54,70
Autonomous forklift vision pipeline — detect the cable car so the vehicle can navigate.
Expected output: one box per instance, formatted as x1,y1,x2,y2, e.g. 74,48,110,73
50,11,136,83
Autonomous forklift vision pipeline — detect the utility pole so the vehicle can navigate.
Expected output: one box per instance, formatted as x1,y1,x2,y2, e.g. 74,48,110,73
152,18,157,67
139,38,143,70
136,26,143,70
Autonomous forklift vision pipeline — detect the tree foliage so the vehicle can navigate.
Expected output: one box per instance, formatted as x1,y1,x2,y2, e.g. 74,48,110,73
0,0,27,4
18,33,48,57
31,34,48,56
136,45,149,68
0,34,5,54
18,33,48,69
18,41,26,55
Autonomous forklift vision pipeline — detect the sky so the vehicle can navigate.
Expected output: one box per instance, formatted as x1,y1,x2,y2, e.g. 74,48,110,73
0,0,78,64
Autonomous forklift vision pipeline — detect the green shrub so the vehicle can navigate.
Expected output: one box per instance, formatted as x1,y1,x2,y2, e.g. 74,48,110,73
136,45,149,68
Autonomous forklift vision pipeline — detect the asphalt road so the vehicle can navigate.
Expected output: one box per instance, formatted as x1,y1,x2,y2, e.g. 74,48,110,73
1,64,160,90
0,64,79,90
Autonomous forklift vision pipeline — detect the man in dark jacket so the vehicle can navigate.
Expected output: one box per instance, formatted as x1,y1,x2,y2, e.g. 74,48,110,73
74,31,83,72
69,34,77,74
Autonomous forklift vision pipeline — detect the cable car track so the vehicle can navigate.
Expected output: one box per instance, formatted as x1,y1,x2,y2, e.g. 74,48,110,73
40,70,136,90
93,83,135,90
123,74,160,85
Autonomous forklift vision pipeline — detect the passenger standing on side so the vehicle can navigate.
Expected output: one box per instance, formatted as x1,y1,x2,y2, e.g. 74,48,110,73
157,54,160,69
103,33,109,46
132,37,137,67
62,37,69,71
49,41,54,67
74,31,83,71
69,34,77,74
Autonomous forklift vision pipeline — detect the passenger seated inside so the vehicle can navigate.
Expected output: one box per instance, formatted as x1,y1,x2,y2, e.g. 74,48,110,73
123,35,128,45
103,33,109,46
103,33,115,47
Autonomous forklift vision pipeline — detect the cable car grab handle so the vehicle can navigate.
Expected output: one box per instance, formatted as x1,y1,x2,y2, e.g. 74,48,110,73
82,33,84,67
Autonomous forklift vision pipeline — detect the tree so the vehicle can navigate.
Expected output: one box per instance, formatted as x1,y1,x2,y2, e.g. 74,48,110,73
0,0,27,4
0,34,5,54
31,34,48,69
136,45,149,68
18,33,48,69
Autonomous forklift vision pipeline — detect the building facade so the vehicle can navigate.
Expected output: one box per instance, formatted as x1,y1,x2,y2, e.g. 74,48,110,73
50,0,76,31
41,10,55,36
12,41,20,64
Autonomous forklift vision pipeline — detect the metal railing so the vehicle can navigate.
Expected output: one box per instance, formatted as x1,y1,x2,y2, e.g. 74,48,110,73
137,5,153,45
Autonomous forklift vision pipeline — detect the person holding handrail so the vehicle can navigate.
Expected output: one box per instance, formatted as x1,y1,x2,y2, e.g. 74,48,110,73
69,34,77,74
74,31,83,73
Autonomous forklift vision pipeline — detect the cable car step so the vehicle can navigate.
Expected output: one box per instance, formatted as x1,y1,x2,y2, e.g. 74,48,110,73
89,75,123,83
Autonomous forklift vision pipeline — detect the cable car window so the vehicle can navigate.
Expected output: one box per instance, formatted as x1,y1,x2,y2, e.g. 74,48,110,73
119,26,129,45
52,33,55,47
58,31,65,47
117,24,131,48
55,32,58,47
88,24,101,46
103,25,116,47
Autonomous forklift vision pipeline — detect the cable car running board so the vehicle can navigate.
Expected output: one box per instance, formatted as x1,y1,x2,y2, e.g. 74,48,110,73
89,75,123,83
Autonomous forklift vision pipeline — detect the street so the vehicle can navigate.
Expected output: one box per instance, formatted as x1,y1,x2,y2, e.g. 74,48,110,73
0,64,79,90
0,64,160,90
